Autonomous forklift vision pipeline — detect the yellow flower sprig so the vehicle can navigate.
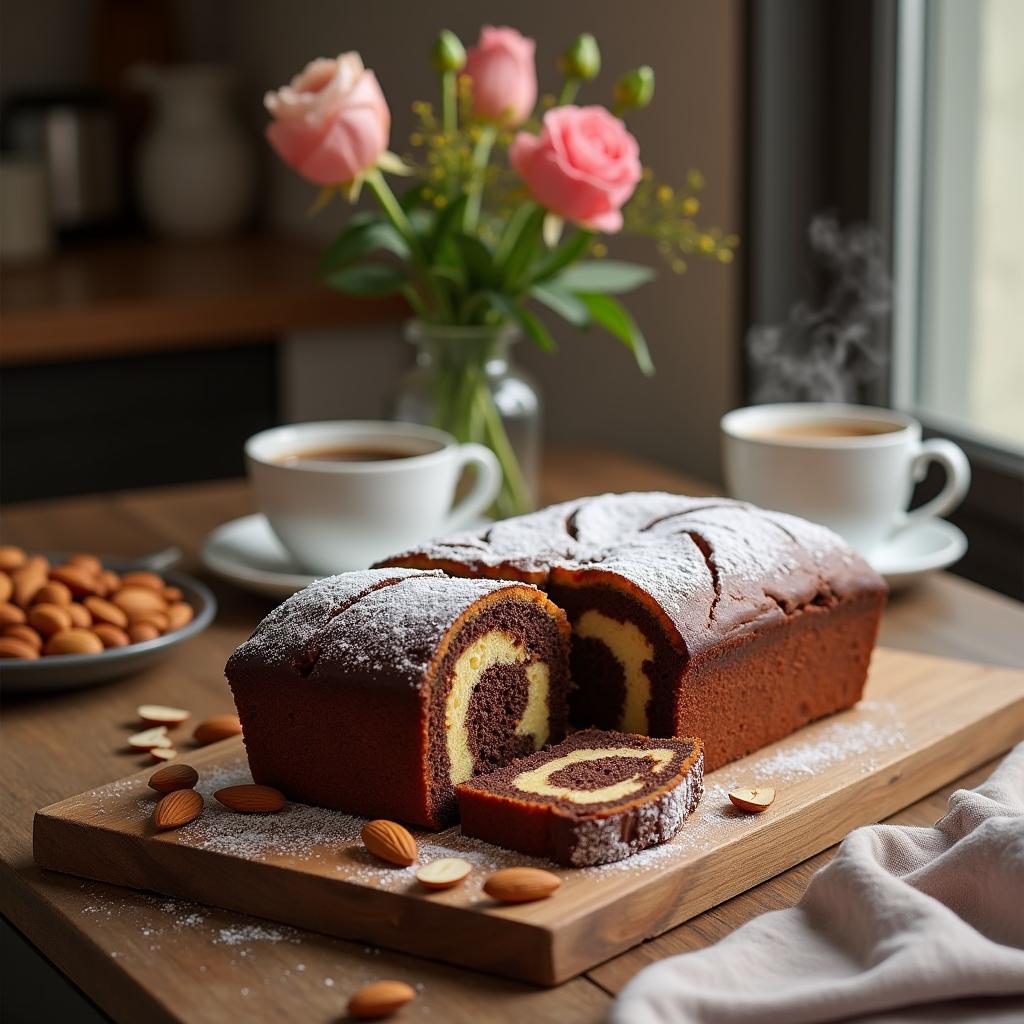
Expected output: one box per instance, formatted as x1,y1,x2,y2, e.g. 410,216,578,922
623,169,739,272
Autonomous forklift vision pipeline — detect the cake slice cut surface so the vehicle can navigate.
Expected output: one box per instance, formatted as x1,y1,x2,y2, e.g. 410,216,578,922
456,730,703,866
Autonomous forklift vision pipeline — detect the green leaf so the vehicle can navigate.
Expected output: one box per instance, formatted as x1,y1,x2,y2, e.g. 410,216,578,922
319,220,409,273
325,263,407,295
529,229,593,284
554,260,656,294
487,293,557,352
399,183,427,211
501,206,546,289
451,233,497,288
494,203,539,266
578,292,655,375
426,195,469,259
531,283,589,327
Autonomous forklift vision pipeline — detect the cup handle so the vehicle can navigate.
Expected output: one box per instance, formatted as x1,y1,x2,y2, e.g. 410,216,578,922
441,443,502,532
902,438,971,528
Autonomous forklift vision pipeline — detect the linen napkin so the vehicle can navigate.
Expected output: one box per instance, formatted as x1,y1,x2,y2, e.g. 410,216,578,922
612,741,1024,1024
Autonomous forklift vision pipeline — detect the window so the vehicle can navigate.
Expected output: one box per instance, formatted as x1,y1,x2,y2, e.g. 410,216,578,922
895,0,1024,455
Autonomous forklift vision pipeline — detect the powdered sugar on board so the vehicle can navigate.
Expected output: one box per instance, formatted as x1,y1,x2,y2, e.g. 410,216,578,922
81,702,909,893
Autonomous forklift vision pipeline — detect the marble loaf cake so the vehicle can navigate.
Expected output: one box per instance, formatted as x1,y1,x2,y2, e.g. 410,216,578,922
458,730,704,866
379,492,887,771
226,568,571,828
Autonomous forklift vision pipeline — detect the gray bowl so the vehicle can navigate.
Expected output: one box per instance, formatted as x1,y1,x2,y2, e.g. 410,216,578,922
1,560,217,694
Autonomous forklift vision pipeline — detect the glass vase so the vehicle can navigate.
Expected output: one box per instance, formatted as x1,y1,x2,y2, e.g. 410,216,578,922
393,321,541,519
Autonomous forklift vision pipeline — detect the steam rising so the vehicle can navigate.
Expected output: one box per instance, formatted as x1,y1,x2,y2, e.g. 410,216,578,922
747,215,892,402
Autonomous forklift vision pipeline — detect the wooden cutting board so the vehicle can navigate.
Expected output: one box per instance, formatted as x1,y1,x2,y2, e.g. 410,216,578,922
34,647,1024,986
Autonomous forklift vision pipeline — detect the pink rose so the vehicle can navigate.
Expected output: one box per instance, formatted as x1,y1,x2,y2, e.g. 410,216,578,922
462,26,537,126
510,106,642,233
264,53,390,185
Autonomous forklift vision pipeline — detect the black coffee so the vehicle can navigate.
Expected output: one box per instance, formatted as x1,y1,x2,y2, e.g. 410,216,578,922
277,446,419,465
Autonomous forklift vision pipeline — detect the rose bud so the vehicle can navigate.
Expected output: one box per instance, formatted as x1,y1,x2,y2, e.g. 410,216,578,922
462,25,537,126
510,106,642,233
264,52,390,185
560,33,601,82
614,66,656,111
432,29,466,75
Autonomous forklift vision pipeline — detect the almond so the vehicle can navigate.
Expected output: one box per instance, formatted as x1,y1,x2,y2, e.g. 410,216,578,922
12,556,48,608
153,789,204,830
112,586,167,620
44,628,104,656
67,602,92,628
416,857,472,891
0,636,40,660
728,786,776,813
484,867,562,904
4,623,42,651
193,714,243,746
163,586,183,603
149,747,178,763
0,546,27,573
138,704,190,727
361,819,417,866
100,569,121,595
0,601,26,626
214,784,286,813
92,623,130,649
33,581,72,606
128,726,172,751
128,622,161,644
347,980,416,1020
121,571,165,591
135,612,169,633
67,553,103,576
149,762,199,792
28,603,73,637
84,596,128,628
49,564,100,598
0,573,11,603
166,602,194,630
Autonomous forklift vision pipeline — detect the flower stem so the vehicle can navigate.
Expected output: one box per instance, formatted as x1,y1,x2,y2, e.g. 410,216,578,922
364,167,451,320
463,124,497,232
474,383,532,516
442,70,457,135
557,78,580,105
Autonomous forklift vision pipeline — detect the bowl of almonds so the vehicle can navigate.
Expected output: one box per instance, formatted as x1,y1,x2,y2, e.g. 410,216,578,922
0,547,216,693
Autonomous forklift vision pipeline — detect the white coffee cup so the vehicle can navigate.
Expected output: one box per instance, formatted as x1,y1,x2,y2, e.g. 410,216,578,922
721,403,971,556
245,421,501,574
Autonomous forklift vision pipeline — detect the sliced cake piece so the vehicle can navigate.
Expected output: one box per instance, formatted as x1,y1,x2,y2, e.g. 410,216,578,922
456,730,703,866
226,568,571,828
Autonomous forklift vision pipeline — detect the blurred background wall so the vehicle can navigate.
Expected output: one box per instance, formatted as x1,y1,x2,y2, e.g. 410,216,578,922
1,0,742,492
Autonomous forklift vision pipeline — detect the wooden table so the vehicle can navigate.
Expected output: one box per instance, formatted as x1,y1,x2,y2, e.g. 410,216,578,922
3,449,1022,1023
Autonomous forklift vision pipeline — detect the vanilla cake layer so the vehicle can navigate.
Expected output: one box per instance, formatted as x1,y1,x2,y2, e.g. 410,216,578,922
457,730,704,866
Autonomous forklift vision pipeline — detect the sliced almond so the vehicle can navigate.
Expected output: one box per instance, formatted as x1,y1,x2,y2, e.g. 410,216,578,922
416,857,471,891
728,786,776,813
149,747,178,764
214,784,286,813
128,726,172,751
193,714,243,746
138,704,190,728
484,867,562,904
149,762,198,792
153,788,203,830
361,819,417,866
347,980,416,1020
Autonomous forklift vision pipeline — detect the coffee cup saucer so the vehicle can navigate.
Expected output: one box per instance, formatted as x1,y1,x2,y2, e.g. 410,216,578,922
867,518,967,590
201,512,492,599
201,514,319,598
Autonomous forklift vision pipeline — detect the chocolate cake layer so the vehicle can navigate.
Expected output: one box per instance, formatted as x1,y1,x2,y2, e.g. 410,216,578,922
457,729,704,866
226,568,570,828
